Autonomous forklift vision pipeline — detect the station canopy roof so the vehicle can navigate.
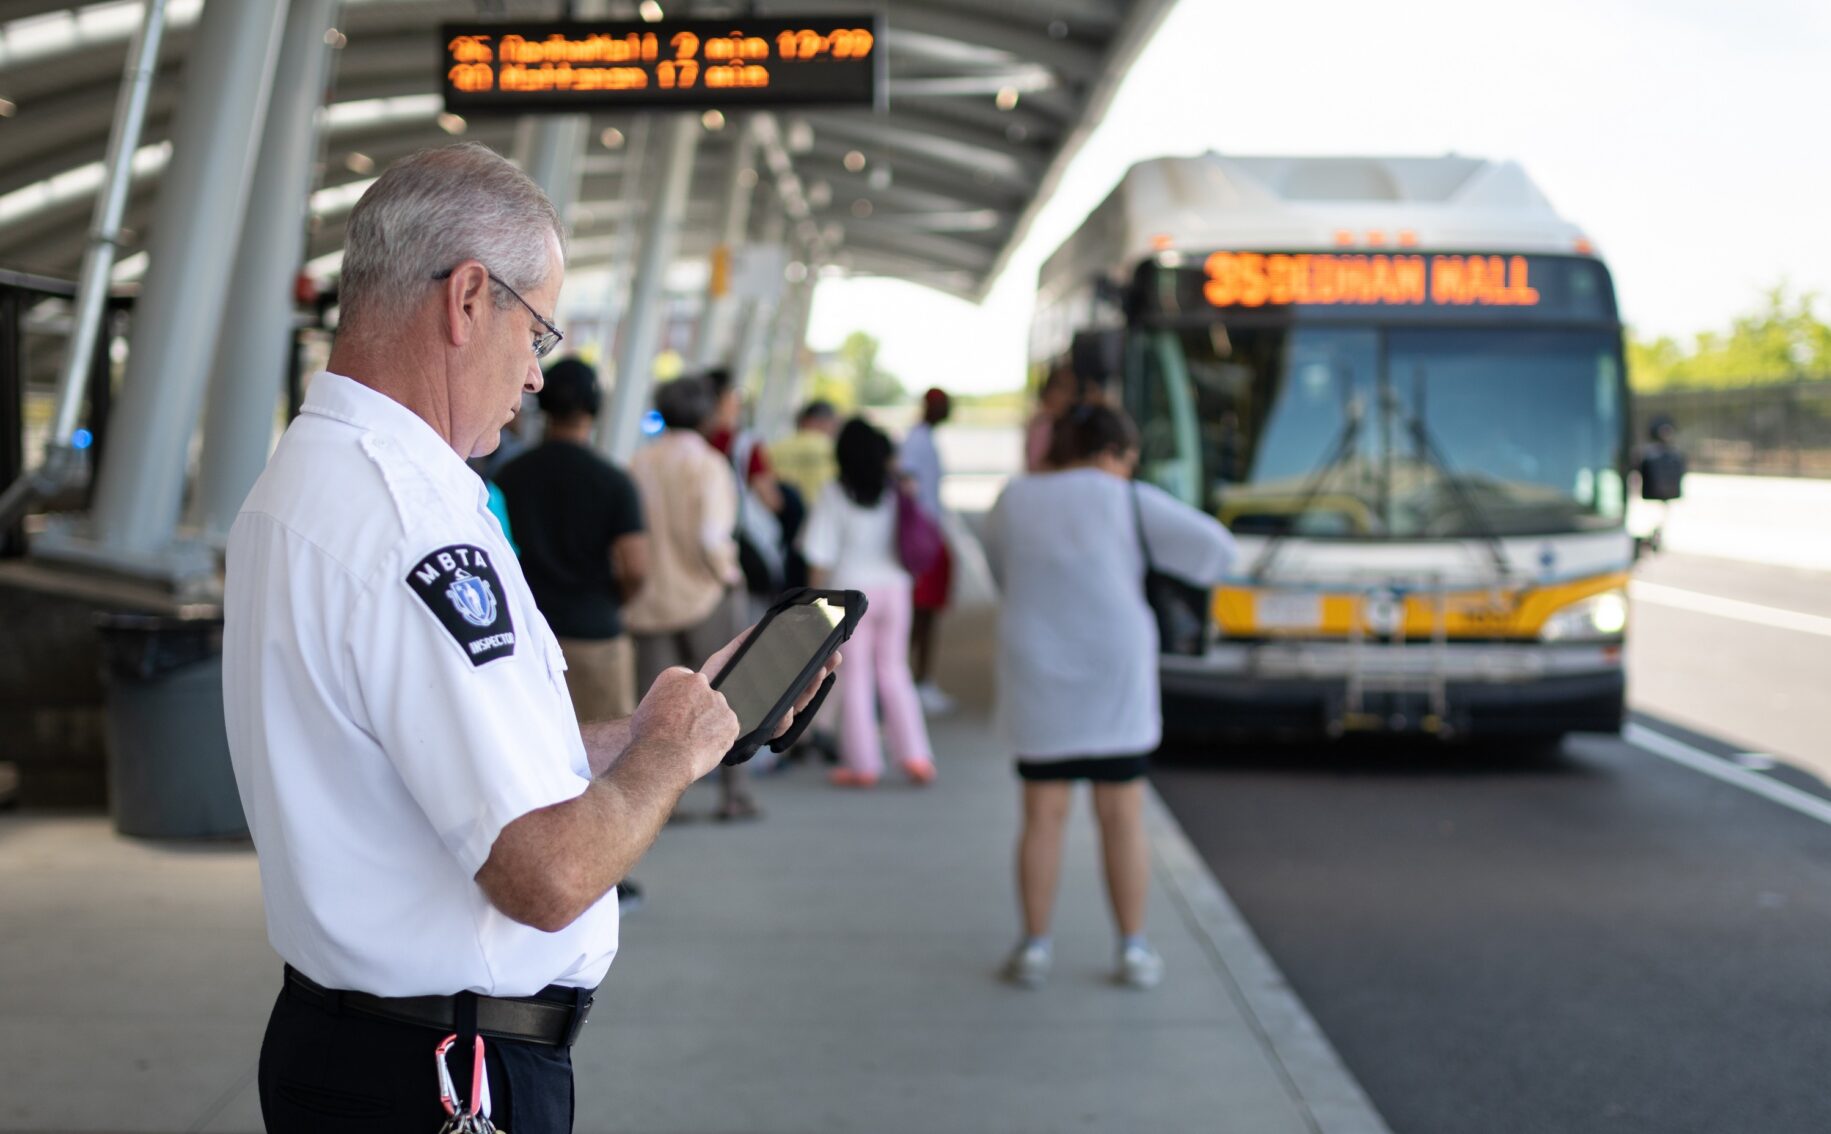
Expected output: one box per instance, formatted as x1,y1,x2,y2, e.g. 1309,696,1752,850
0,0,1177,301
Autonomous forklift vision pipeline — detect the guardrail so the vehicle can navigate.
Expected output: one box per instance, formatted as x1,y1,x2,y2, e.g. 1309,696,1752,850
1635,382,1831,478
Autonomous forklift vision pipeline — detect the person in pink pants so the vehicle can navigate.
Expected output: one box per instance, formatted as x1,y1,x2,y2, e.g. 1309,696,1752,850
799,419,937,787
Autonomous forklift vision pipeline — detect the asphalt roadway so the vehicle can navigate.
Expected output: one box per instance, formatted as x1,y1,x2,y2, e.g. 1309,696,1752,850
1152,551,1831,1134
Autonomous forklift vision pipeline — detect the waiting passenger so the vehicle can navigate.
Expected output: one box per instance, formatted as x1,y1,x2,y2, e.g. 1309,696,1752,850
704,366,790,612
901,387,956,715
495,358,647,721
801,419,938,788
769,399,840,596
623,374,759,821
769,399,841,510
1025,365,1080,473
986,403,1237,990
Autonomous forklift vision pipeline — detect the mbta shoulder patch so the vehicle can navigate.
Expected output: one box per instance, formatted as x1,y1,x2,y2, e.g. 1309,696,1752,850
405,544,516,666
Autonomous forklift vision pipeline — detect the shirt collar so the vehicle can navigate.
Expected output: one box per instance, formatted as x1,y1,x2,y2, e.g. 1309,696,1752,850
300,371,486,508
661,428,712,453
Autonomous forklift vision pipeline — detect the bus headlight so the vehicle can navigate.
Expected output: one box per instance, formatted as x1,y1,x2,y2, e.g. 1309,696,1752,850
1539,589,1629,642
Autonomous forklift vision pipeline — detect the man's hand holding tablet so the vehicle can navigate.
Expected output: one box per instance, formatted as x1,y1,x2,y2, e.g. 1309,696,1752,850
701,590,864,766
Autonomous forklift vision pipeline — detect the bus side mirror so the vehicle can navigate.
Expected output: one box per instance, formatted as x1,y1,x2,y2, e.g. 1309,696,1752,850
1070,329,1124,388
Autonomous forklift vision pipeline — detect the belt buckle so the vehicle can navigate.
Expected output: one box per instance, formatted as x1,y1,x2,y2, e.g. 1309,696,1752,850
564,994,594,1047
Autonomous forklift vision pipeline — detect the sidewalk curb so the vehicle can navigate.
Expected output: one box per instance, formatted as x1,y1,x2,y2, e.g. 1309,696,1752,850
1143,786,1394,1134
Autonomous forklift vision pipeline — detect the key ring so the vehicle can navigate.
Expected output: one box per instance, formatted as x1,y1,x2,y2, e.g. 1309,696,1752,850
435,1033,492,1121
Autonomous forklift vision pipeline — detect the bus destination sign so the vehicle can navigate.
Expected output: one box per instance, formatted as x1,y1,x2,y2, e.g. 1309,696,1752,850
1203,252,1540,309
441,16,885,113
1139,252,1617,325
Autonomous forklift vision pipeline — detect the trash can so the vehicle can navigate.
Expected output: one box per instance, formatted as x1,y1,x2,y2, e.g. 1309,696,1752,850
95,613,246,839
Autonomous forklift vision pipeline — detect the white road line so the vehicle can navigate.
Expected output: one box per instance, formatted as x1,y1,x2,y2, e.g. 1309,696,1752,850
1144,788,1394,1134
1625,723,1831,829
1629,581,1831,639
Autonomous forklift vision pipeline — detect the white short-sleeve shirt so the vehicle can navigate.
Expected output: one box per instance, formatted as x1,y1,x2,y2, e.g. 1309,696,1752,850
987,470,1238,759
900,422,943,519
800,483,909,590
223,371,618,998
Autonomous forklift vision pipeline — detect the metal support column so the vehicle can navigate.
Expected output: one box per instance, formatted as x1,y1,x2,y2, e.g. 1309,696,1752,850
782,276,818,433
758,266,816,440
602,114,701,463
0,0,167,536
0,289,23,556
728,202,786,392
524,115,590,228
66,0,289,578
596,116,653,370
692,116,759,368
192,0,339,541
521,0,605,235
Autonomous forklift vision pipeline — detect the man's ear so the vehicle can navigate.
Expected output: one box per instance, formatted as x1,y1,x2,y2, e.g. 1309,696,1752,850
441,261,491,348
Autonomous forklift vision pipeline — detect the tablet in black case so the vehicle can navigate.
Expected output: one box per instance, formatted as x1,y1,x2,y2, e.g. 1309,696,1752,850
711,588,867,766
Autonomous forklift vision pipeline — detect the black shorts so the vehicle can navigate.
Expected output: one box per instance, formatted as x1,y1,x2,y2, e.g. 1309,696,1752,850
1015,754,1148,783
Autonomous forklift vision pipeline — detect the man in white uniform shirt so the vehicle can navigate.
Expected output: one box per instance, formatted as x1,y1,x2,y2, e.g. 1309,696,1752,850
224,144,831,1132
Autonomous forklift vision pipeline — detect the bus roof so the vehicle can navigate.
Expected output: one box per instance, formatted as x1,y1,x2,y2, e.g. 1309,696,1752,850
1038,153,1595,301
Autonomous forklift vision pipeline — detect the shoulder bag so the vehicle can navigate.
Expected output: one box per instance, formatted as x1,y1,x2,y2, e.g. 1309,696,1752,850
1131,481,1210,656
896,487,945,576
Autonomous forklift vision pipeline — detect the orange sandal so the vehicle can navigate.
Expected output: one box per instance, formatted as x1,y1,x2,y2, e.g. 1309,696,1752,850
828,768,879,788
900,758,937,786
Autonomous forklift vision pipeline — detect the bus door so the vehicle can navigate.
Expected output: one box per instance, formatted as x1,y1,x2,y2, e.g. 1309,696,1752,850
1125,329,1202,506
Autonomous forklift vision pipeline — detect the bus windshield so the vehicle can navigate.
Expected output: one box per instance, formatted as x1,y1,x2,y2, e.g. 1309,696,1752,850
1131,324,1627,538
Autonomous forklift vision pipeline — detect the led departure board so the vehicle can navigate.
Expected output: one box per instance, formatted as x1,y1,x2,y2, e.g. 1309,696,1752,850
441,16,886,113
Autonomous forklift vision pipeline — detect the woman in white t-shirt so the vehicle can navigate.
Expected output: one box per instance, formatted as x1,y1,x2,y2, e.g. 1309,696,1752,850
986,404,1237,989
800,419,937,787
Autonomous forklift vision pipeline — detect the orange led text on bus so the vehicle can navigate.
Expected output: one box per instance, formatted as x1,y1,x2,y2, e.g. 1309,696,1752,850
1202,253,1540,308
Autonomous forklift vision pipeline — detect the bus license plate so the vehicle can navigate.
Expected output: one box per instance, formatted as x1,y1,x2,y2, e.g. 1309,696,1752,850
1256,593,1323,631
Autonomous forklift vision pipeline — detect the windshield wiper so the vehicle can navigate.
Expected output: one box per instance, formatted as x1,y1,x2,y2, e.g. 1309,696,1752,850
1248,392,1365,582
1403,372,1511,581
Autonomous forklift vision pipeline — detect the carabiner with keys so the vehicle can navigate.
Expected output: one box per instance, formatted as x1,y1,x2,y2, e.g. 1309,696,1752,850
435,1032,496,1133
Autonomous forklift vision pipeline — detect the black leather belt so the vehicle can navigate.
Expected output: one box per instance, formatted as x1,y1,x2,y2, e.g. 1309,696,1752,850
284,965,594,1048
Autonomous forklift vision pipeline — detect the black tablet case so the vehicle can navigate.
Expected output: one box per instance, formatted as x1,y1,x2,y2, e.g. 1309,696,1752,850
712,588,867,766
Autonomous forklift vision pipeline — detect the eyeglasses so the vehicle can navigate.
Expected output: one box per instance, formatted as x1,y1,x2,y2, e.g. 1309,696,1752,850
431,267,563,360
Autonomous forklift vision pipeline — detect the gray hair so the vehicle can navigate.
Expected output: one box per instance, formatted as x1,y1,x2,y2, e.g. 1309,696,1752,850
339,142,565,329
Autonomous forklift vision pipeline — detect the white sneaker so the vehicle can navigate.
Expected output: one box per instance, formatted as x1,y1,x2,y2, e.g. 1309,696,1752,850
1002,942,1052,988
917,683,957,716
1117,942,1163,989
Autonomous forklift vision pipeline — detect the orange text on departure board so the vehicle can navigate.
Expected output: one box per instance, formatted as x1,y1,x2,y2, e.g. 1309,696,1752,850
445,27,874,95
1202,253,1540,308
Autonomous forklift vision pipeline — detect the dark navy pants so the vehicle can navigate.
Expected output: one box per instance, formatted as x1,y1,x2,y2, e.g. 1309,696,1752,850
258,978,576,1132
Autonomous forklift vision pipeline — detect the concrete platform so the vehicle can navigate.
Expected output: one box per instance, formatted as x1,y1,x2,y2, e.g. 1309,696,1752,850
0,616,1385,1133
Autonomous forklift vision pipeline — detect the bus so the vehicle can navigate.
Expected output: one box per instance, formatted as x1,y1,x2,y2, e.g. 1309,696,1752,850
1031,154,1630,741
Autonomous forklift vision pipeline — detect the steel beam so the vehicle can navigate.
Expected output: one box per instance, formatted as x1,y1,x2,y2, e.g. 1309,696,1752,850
594,113,651,379
758,255,816,441
601,114,700,464
729,202,787,393
693,116,759,368
191,0,340,541
61,0,289,578
517,0,607,231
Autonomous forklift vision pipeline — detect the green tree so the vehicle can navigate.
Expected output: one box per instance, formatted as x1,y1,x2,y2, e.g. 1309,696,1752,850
1629,285,1831,391
805,331,906,409
841,330,905,407
807,367,857,414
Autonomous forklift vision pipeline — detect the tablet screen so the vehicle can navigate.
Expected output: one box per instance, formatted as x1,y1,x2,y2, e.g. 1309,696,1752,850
718,597,846,734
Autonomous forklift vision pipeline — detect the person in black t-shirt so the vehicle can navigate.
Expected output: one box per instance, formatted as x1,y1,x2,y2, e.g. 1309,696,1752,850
497,358,648,721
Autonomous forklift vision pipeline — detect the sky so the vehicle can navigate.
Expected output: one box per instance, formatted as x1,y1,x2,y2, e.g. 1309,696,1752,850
805,0,1831,395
